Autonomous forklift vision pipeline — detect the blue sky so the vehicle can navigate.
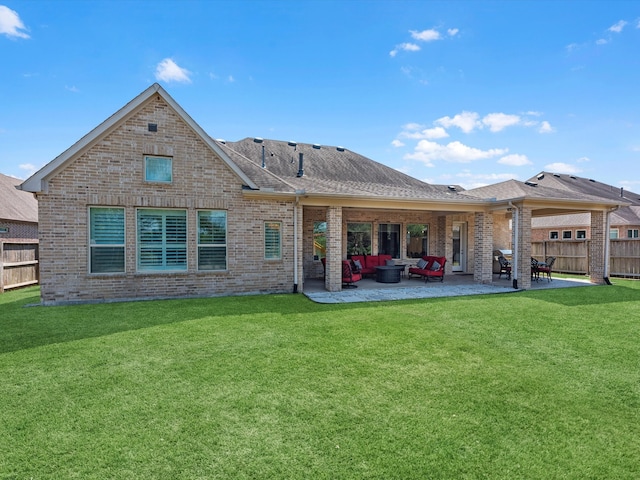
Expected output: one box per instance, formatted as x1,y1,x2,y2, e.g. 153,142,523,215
2,1,639,190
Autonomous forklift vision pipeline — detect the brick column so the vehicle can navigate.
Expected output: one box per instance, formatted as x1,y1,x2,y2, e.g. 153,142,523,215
325,206,343,292
473,212,493,284
590,210,605,283
513,205,532,290
441,216,451,274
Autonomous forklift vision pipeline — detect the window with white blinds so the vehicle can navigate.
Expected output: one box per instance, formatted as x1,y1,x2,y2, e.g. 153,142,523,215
89,207,125,273
198,210,227,270
137,209,187,271
264,221,282,260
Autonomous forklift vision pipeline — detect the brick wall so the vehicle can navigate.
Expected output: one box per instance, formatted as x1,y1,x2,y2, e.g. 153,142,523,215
37,94,294,305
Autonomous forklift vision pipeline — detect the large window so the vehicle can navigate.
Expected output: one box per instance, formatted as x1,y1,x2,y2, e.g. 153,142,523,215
137,209,187,271
406,224,428,258
347,223,371,256
313,221,326,259
264,221,282,260
89,207,125,273
144,156,172,183
378,223,400,258
198,211,227,270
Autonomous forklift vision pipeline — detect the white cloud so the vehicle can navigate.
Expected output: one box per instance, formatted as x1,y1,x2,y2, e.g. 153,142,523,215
538,121,555,133
596,38,608,45
155,58,192,83
498,154,531,166
399,126,449,140
0,5,29,39
402,122,424,131
576,156,590,163
391,139,405,147
410,29,441,42
447,28,459,37
405,139,507,165
65,85,79,93
544,162,582,174
482,113,521,132
390,42,420,57
608,20,627,33
435,111,480,133
19,163,37,176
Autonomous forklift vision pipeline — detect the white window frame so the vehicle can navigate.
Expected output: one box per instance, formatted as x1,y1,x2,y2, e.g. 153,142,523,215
89,207,126,274
264,221,282,260
610,229,619,239
144,156,173,183
197,210,227,271
136,208,187,272
549,231,559,240
576,230,587,239
627,229,639,239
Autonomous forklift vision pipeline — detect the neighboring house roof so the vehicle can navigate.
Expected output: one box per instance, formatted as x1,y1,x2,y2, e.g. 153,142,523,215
526,172,640,206
19,83,258,193
0,173,38,223
527,172,640,228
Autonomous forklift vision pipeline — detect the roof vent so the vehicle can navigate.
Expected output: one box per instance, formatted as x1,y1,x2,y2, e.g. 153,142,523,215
216,139,226,144
312,144,321,149
553,173,560,177
288,141,297,147
336,146,345,152
525,181,538,187
570,175,577,179
537,173,544,180
148,123,158,132
448,185,457,191
253,137,264,143
589,178,595,182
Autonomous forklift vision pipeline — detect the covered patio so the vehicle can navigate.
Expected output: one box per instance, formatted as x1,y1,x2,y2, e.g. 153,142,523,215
303,272,595,303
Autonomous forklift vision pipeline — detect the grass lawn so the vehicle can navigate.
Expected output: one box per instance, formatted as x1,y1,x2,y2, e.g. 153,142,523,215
1,282,640,479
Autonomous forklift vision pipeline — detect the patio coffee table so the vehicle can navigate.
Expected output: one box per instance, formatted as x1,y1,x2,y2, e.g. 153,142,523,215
375,265,405,283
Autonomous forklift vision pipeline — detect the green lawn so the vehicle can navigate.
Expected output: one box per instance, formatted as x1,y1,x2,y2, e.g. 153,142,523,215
1,282,639,479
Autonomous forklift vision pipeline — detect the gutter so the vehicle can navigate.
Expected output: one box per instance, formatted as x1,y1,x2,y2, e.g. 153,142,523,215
603,206,619,285
509,201,518,289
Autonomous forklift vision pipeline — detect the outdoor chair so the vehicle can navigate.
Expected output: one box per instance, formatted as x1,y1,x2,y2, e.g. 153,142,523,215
497,255,511,279
537,256,556,282
342,260,362,288
531,257,540,282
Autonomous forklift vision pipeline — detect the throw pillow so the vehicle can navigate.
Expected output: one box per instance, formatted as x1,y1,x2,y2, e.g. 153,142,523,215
385,259,395,266
430,260,441,271
416,258,428,269
353,259,363,271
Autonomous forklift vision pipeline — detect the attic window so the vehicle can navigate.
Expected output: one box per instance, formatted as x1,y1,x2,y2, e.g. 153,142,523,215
145,156,172,183
148,123,158,132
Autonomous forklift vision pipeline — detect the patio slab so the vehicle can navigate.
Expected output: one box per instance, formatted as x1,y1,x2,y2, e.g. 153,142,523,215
303,274,594,304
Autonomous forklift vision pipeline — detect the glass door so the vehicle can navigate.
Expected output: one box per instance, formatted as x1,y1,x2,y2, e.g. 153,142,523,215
452,222,467,272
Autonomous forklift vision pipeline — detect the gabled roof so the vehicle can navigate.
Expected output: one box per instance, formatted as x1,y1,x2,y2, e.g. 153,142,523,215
526,172,640,206
0,173,38,223
221,138,471,201
19,83,258,193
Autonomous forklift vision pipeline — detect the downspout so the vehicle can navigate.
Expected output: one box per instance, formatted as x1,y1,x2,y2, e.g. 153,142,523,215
603,206,619,285
509,202,518,289
293,196,299,293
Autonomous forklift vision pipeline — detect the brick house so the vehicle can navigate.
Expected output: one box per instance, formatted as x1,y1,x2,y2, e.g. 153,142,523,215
19,84,625,305
0,173,38,241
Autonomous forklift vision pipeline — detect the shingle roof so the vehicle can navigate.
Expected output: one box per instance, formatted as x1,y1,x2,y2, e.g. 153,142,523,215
463,179,615,203
526,172,640,205
221,138,470,200
0,173,38,223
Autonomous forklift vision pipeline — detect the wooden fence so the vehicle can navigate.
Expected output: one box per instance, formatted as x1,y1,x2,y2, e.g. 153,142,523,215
0,240,39,293
532,239,640,277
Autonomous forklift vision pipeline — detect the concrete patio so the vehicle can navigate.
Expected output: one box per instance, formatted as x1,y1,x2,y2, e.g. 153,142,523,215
303,273,595,304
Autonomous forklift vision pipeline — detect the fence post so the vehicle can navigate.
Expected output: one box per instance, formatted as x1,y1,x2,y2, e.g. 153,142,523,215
0,241,4,293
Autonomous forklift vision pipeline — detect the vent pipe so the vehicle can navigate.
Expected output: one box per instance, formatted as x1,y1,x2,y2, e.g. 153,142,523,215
297,153,304,177
621,187,624,198
261,145,265,168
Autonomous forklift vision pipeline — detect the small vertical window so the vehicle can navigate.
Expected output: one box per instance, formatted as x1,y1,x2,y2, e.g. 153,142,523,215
89,207,125,273
576,230,586,239
610,229,619,239
549,231,559,240
265,221,282,260
347,223,372,256
198,210,227,270
562,230,572,240
145,156,172,183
